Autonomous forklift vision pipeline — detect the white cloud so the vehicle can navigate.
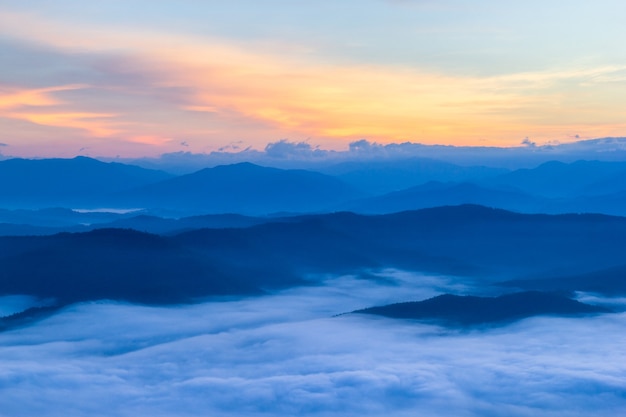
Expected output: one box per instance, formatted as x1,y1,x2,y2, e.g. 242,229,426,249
119,137,626,174
0,272,624,416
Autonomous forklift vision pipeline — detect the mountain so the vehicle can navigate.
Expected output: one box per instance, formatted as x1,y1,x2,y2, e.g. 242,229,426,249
0,207,134,227
3,205,626,306
555,190,626,217
0,305,64,332
342,178,626,217
321,158,507,194
98,213,287,235
114,162,364,215
483,160,626,198
0,157,173,208
0,223,85,236
352,291,610,326
0,228,302,305
0,210,291,236
579,169,626,196
173,205,626,281
342,181,545,214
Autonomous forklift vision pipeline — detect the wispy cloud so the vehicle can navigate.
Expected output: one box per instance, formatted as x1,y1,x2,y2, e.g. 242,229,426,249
0,85,83,110
0,84,124,138
7,111,119,137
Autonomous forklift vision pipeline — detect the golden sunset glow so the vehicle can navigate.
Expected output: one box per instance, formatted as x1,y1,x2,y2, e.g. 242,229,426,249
1,3,626,157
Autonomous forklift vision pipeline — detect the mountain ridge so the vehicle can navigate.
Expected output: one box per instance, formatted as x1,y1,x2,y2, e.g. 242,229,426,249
352,291,610,326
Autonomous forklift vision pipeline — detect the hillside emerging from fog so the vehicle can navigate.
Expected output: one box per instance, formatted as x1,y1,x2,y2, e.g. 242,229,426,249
353,291,609,326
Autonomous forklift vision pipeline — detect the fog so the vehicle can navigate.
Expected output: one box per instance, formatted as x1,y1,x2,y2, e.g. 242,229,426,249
1,271,624,416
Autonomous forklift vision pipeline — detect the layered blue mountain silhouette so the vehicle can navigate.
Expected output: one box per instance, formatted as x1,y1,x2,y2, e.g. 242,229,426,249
320,157,507,194
342,181,544,214
2,156,626,215
482,160,626,198
0,210,285,236
113,162,364,214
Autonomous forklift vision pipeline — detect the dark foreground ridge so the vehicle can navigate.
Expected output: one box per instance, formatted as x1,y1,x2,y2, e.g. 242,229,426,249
352,291,611,326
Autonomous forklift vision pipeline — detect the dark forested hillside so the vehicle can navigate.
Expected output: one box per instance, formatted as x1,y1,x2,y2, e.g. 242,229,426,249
2,205,626,306
352,291,610,326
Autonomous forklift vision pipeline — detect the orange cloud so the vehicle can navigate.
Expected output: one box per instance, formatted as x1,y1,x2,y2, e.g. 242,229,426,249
0,84,122,137
8,112,119,137
0,85,85,110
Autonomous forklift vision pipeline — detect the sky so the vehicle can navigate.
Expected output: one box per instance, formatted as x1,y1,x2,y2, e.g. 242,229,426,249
1,272,625,416
2,1,626,158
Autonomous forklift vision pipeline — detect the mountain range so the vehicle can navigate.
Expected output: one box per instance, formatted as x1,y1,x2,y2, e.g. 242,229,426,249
0,156,172,207
3,205,626,309
2,156,626,217
112,162,364,215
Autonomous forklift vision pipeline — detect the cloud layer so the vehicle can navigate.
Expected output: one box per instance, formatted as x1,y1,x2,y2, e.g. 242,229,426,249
1,271,624,416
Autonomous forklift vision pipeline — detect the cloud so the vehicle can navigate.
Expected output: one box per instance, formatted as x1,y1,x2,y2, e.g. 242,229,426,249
0,84,125,139
264,139,329,159
0,272,624,416
7,111,120,137
113,136,626,175
0,85,84,110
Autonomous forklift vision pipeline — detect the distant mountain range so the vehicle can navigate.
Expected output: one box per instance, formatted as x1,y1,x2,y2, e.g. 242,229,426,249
319,157,507,194
112,162,364,215
342,181,545,214
481,160,626,198
0,156,172,207
0,209,292,236
1,156,626,216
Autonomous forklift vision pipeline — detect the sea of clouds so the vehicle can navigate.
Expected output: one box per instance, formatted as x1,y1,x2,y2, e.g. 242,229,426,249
0,270,625,417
